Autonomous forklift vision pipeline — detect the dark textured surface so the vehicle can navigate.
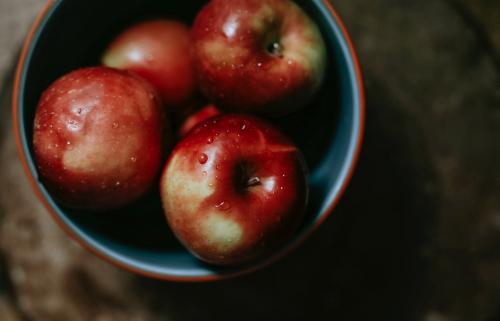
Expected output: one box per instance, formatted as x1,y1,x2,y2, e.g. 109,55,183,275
1,0,499,320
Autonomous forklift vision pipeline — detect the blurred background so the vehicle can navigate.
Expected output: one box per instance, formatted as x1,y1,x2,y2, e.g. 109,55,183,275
0,0,499,320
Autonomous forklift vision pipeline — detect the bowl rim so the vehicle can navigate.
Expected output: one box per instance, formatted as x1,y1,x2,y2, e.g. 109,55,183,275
12,0,365,282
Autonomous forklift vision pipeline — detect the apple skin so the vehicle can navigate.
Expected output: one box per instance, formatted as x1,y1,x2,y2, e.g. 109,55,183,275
177,104,222,138
192,0,327,116
102,20,196,110
33,67,169,211
160,114,308,265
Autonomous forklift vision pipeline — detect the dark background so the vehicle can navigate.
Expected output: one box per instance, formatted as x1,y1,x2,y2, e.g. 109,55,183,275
0,0,499,320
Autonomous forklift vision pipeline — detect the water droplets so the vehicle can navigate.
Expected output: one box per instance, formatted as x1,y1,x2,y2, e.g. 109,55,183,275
207,137,214,144
202,171,207,177
241,124,247,130
257,62,262,68
67,119,81,132
112,121,119,129
215,201,231,211
130,156,137,163
198,153,208,164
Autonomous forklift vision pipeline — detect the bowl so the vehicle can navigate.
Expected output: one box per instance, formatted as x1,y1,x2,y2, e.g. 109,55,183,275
13,0,364,281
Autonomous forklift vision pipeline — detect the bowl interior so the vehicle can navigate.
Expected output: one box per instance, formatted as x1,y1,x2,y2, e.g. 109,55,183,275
17,0,362,280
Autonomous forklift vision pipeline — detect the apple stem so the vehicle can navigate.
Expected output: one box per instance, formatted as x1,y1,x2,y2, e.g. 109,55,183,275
246,177,261,187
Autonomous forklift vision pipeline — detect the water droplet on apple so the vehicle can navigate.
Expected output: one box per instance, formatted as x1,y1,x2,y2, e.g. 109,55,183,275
282,173,287,177
280,186,284,190
207,137,214,144
257,62,262,68
215,164,221,170
66,119,81,131
130,156,137,162
202,171,207,176
115,181,121,186
76,108,82,115
241,124,247,130
215,201,231,211
198,153,208,164
112,122,119,129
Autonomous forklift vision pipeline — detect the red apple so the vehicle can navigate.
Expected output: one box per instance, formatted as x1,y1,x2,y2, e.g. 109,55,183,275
102,19,196,110
177,104,221,138
160,114,308,265
192,0,327,116
33,67,169,211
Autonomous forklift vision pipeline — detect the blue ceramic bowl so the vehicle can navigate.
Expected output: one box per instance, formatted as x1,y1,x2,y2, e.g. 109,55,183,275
13,0,364,281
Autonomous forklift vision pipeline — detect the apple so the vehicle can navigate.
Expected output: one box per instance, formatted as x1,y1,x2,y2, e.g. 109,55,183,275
160,114,308,265
177,104,221,138
33,67,169,211
192,0,327,116
102,19,196,110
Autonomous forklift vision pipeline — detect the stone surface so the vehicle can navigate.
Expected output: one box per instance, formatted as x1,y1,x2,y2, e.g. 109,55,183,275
0,0,499,320
0,0,44,89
